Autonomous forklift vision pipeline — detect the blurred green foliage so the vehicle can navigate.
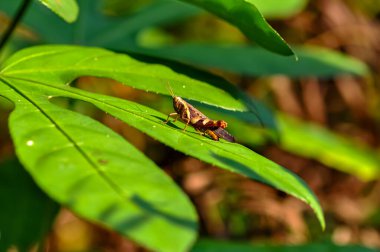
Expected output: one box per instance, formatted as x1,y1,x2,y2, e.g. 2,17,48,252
0,159,59,251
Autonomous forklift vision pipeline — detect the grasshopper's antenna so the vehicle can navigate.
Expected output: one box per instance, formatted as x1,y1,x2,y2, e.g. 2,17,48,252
166,82,175,98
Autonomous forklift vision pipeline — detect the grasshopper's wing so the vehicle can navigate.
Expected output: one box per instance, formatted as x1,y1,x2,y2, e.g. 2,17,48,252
213,128,235,142
186,102,208,119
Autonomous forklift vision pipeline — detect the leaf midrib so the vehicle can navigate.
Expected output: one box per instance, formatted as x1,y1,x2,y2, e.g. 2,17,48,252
0,76,148,209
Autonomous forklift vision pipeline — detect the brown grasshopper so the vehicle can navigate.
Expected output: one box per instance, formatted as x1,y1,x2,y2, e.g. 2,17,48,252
164,86,235,142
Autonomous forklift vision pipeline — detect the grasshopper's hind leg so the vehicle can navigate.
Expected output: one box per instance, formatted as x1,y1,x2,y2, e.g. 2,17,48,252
205,129,219,141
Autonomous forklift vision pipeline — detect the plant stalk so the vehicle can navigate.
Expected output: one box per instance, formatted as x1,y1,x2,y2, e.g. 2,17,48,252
0,0,32,51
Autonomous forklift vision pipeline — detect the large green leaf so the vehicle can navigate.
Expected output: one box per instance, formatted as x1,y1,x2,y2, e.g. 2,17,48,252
38,0,79,23
131,43,369,77
0,81,197,252
247,0,308,19
0,45,325,230
0,158,59,251
179,0,294,56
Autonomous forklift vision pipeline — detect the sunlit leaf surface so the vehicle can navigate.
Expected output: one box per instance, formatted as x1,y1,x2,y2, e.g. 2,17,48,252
38,0,78,23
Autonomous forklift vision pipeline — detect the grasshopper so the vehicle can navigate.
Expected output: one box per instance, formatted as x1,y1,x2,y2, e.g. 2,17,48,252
164,86,235,142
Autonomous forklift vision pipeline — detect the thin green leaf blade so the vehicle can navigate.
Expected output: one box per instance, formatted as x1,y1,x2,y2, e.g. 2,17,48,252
131,43,369,77
0,80,198,252
38,0,79,23
180,0,294,56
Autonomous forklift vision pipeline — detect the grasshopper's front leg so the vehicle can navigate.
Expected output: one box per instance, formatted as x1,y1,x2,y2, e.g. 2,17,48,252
183,118,191,131
164,113,179,124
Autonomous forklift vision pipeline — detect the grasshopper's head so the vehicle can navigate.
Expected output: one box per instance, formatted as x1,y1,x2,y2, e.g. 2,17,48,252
173,96,187,114
167,84,187,114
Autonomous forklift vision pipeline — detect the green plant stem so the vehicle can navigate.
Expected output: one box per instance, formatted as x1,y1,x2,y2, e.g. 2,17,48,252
0,0,32,52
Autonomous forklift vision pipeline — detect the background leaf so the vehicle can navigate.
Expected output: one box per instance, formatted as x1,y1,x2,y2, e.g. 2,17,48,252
0,0,301,48
38,0,79,23
89,0,200,47
0,158,59,251
130,43,369,77
278,114,380,181
179,0,294,56
0,0,199,45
